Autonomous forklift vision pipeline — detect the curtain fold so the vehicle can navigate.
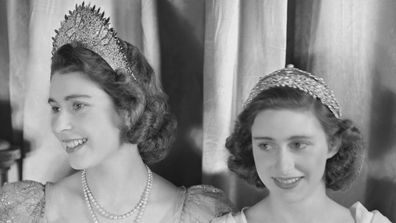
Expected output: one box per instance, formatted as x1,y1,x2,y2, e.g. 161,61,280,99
203,0,287,208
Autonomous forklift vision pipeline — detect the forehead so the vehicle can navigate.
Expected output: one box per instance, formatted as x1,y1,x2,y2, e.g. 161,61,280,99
251,109,325,138
49,71,106,99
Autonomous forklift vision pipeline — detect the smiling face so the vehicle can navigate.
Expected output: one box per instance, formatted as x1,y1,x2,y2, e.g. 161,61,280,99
251,109,337,202
49,71,123,169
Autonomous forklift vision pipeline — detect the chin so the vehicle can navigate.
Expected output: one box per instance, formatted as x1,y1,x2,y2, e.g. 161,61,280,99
268,191,304,204
68,157,92,170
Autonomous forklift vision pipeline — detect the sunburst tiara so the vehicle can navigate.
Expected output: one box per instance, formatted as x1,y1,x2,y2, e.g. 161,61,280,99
52,2,136,81
244,64,341,118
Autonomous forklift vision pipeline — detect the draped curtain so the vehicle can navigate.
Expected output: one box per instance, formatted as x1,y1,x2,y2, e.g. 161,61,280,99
202,0,287,208
1,0,395,221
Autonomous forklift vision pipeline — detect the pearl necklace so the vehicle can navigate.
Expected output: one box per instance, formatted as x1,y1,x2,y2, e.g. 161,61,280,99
82,166,152,223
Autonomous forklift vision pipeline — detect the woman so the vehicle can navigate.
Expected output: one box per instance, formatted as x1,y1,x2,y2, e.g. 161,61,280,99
212,65,391,223
0,3,231,222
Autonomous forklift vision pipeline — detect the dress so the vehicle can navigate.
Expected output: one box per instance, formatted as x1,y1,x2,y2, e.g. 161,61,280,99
211,202,392,223
0,180,232,223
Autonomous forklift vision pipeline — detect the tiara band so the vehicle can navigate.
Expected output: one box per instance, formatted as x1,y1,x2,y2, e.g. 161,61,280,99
244,64,341,118
52,2,136,81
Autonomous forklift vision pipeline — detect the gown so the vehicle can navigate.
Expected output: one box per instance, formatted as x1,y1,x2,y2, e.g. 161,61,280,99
211,202,392,223
0,180,232,223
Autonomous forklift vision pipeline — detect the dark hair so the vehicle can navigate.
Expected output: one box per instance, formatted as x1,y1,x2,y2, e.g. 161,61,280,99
51,42,177,164
226,87,364,190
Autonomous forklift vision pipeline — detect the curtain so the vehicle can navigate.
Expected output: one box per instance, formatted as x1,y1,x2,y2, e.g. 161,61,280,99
202,0,287,208
1,0,395,221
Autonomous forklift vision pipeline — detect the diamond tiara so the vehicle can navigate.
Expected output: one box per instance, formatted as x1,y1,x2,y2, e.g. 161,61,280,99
244,64,341,118
52,2,136,81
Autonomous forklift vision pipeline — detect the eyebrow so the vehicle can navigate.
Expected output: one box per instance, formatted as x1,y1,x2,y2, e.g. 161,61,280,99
252,136,274,140
288,135,312,140
252,135,312,141
48,94,92,104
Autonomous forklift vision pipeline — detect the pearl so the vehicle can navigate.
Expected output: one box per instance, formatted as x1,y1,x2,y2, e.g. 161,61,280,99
82,165,152,222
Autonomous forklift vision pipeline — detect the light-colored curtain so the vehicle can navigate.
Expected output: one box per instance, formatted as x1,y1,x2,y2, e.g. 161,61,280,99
6,0,160,182
203,0,287,208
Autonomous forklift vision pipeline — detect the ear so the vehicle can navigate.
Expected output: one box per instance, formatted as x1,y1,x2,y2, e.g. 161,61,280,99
327,137,341,159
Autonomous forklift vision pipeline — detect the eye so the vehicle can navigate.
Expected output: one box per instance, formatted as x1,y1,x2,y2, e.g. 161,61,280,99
72,102,86,112
50,105,60,113
258,143,273,151
290,141,309,150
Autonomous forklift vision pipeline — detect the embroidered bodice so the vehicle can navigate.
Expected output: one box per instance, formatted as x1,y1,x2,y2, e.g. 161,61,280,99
1,181,232,223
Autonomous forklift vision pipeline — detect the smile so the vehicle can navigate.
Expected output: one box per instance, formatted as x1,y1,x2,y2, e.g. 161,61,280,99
62,138,88,153
272,176,303,189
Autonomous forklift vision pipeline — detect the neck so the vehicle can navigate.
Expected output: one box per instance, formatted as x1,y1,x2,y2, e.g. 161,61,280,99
84,143,148,205
258,182,332,223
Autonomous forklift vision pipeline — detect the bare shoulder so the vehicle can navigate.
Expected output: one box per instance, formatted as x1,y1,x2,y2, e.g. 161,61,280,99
50,171,81,194
45,171,84,220
244,201,271,222
150,173,182,204
328,199,355,223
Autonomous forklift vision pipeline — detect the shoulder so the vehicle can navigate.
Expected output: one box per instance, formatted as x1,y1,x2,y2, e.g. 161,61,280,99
0,180,46,222
350,202,392,223
180,185,233,222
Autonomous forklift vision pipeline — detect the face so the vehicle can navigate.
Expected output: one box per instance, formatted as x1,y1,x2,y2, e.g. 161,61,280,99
49,71,123,169
251,109,337,202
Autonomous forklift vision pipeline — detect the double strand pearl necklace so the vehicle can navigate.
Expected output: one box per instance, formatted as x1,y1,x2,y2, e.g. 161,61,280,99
81,166,153,223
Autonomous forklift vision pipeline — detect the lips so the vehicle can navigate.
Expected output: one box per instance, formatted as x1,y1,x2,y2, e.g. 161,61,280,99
62,138,88,153
272,176,303,189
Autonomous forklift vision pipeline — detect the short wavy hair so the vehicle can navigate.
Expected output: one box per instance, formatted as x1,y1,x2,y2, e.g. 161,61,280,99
226,87,364,191
51,42,177,164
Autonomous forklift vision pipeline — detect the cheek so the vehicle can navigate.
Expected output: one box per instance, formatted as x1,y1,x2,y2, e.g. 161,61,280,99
50,116,56,131
299,149,328,176
252,149,273,177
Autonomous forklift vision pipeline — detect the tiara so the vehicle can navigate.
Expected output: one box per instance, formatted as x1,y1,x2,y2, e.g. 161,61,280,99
244,64,341,118
52,2,136,81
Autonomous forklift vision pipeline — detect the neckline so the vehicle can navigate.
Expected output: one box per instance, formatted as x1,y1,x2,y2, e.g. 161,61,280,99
238,203,366,223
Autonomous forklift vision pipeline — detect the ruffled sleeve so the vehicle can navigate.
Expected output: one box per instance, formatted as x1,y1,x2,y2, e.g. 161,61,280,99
350,202,392,223
179,185,233,223
0,180,46,223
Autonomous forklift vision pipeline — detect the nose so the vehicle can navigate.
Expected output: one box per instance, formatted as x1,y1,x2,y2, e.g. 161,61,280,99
51,111,73,134
276,147,295,175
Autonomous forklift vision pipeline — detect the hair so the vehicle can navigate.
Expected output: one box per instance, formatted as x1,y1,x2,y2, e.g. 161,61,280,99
50,42,177,164
226,87,364,190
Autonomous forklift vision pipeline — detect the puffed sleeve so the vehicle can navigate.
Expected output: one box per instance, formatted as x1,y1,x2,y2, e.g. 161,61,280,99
350,202,392,223
0,180,46,223
179,185,233,223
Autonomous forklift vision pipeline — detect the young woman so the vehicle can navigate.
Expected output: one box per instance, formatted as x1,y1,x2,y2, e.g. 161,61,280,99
0,3,231,222
212,65,391,223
